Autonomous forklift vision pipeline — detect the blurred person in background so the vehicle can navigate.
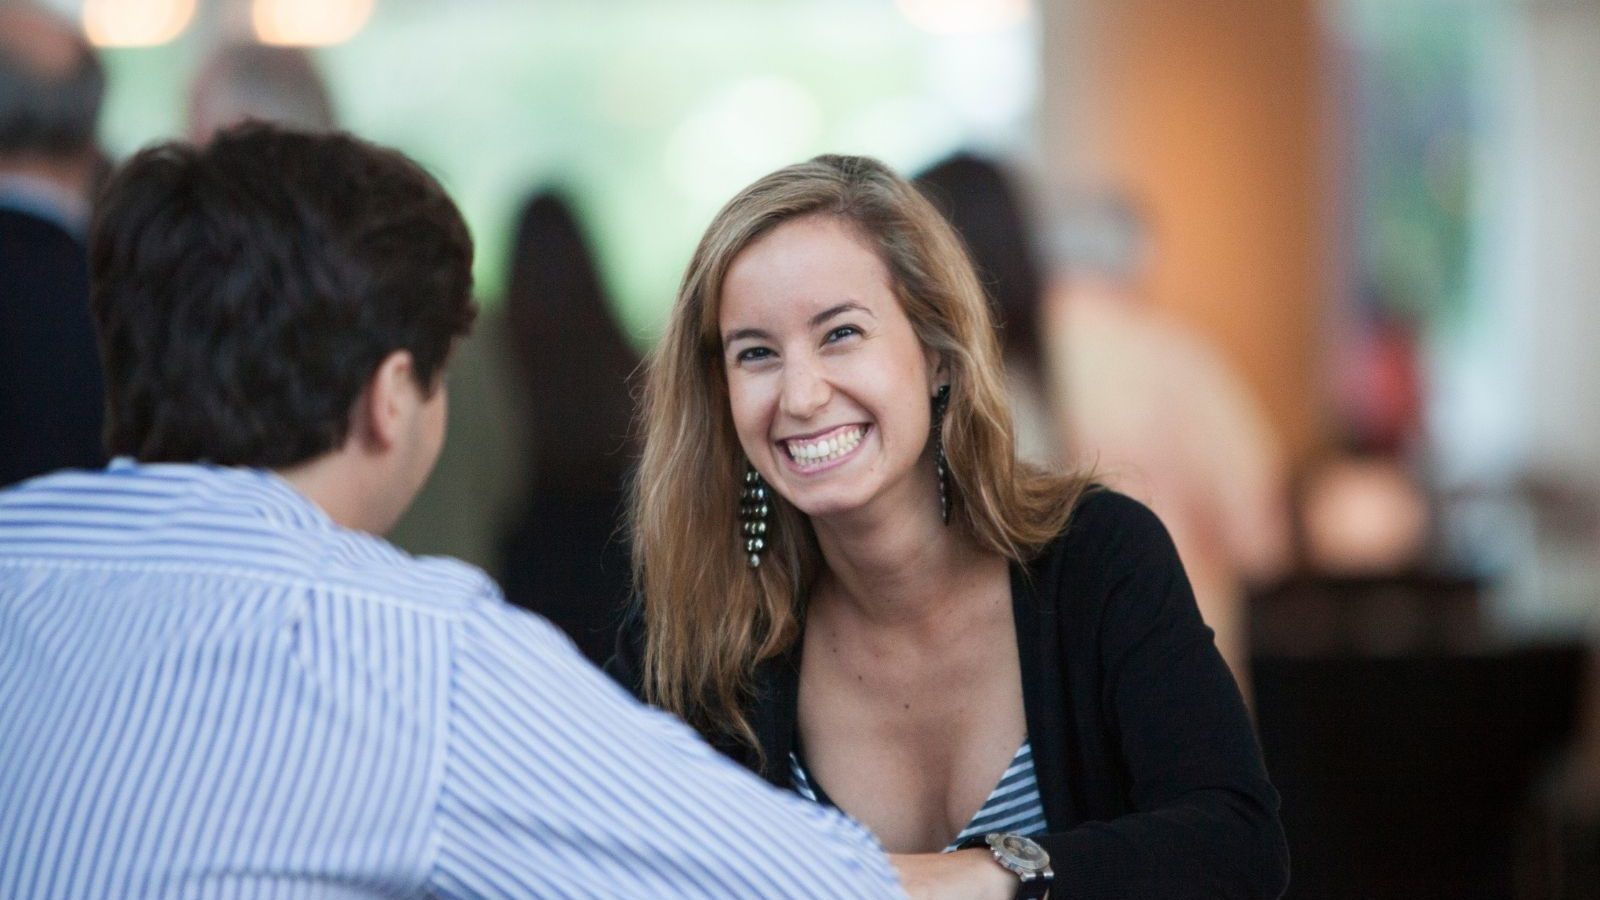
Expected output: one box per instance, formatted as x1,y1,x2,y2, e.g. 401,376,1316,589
613,154,1287,898
1048,190,1292,697
914,154,1062,469
0,125,907,900
186,42,335,143
0,1,107,487
497,190,638,665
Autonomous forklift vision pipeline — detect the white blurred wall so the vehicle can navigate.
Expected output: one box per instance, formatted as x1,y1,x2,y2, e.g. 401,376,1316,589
1438,0,1600,633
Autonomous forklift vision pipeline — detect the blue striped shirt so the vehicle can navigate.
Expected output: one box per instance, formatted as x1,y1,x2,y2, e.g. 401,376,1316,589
0,461,904,899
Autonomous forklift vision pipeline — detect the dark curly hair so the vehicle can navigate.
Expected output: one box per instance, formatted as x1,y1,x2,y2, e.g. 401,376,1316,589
89,124,476,467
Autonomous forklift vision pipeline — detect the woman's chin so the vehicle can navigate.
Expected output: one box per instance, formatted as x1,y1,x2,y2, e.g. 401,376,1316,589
782,489,867,523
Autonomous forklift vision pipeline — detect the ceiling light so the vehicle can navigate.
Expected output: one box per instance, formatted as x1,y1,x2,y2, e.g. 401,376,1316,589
82,0,196,47
253,0,374,47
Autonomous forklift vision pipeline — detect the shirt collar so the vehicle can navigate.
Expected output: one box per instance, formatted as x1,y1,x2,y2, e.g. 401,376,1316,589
106,457,334,533
0,173,91,239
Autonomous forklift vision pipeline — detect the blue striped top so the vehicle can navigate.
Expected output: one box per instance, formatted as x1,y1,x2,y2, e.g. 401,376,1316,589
0,461,904,899
789,740,1049,851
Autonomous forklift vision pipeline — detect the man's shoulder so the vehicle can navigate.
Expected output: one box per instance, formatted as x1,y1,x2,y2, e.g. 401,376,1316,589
0,464,501,618
0,207,88,312
0,204,84,253
318,529,500,616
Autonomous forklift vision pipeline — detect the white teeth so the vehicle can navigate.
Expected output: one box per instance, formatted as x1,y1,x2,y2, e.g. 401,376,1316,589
786,426,864,465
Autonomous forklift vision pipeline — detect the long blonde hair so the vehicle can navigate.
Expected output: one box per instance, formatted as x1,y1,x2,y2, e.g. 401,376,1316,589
633,154,1091,750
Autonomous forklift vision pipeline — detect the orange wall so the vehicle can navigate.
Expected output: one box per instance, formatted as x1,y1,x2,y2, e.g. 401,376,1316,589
1041,0,1328,465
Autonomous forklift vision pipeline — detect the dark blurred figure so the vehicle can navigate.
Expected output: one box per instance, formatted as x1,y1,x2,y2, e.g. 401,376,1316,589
914,153,1062,465
497,191,638,665
186,42,336,144
0,2,107,487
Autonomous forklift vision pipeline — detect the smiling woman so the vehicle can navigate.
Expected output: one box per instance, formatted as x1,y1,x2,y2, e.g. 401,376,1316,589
720,215,944,522
612,155,1289,899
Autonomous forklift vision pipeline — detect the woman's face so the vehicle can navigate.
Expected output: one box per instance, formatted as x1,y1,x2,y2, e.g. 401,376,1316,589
719,214,942,523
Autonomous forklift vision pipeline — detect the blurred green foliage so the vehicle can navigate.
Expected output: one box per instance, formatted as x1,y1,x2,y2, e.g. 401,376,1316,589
1336,0,1486,327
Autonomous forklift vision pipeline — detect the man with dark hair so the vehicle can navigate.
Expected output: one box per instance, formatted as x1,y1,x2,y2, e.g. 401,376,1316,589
0,126,905,899
0,1,108,486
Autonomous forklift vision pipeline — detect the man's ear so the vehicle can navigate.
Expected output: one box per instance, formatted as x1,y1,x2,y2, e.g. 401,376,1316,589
357,350,420,452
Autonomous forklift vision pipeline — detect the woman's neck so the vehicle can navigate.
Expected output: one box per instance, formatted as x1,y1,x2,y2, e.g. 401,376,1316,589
810,505,1001,633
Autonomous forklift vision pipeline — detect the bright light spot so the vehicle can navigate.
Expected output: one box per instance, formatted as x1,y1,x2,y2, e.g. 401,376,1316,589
894,0,1031,35
82,0,196,47
664,76,822,203
927,28,1036,135
253,0,374,47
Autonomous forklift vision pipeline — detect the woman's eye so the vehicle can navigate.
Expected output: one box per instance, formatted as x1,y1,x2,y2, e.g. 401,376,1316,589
824,325,861,344
735,346,773,363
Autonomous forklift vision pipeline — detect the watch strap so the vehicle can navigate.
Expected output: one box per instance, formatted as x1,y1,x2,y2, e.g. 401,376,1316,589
1014,873,1051,900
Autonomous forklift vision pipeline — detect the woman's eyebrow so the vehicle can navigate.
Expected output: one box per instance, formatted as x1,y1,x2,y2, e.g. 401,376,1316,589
809,302,873,328
723,303,874,346
723,326,772,345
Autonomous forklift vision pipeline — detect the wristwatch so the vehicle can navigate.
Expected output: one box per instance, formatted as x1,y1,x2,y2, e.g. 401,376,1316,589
962,832,1053,899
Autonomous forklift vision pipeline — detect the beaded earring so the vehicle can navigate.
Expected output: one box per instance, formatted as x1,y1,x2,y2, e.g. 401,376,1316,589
933,384,951,525
739,463,770,567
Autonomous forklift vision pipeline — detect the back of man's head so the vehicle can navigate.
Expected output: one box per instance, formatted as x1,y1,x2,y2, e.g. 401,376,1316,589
90,124,476,467
0,2,104,160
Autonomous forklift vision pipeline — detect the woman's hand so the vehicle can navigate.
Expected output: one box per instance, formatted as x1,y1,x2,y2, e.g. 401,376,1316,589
890,849,1018,900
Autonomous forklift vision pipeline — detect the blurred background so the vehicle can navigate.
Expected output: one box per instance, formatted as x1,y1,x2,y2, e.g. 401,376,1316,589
12,0,1600,894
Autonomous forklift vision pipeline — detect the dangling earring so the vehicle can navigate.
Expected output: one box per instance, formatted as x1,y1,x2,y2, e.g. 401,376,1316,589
740,463,770,568
933,384,951,525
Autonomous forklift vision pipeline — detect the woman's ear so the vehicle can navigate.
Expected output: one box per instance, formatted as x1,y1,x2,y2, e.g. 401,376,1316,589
928,350,950,397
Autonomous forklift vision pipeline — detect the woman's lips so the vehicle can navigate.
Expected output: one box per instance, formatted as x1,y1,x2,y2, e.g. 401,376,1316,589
780,424,868,471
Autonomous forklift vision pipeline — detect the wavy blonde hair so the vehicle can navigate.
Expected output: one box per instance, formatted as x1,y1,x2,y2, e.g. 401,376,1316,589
633,154,1091,750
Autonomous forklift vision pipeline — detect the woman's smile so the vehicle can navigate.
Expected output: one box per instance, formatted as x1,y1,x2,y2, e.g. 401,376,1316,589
779,423,871,474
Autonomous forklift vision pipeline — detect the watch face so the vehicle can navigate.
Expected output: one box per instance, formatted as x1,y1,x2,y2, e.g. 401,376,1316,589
988,833,1050,874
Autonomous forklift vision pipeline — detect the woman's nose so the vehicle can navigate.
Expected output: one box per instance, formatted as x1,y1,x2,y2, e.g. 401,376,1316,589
779,358,830,420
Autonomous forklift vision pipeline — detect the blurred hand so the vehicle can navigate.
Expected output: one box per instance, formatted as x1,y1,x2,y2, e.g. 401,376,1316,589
890,848,1017,900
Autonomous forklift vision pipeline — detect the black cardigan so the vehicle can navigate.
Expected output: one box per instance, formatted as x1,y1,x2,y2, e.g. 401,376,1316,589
610,489,1289,898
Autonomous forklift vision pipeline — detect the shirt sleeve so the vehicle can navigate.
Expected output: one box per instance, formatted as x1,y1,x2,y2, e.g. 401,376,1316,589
427,598,906,900
1036,494,1291,898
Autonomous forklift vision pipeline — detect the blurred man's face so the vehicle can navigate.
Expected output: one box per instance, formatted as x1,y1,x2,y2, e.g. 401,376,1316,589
0,6,80,83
